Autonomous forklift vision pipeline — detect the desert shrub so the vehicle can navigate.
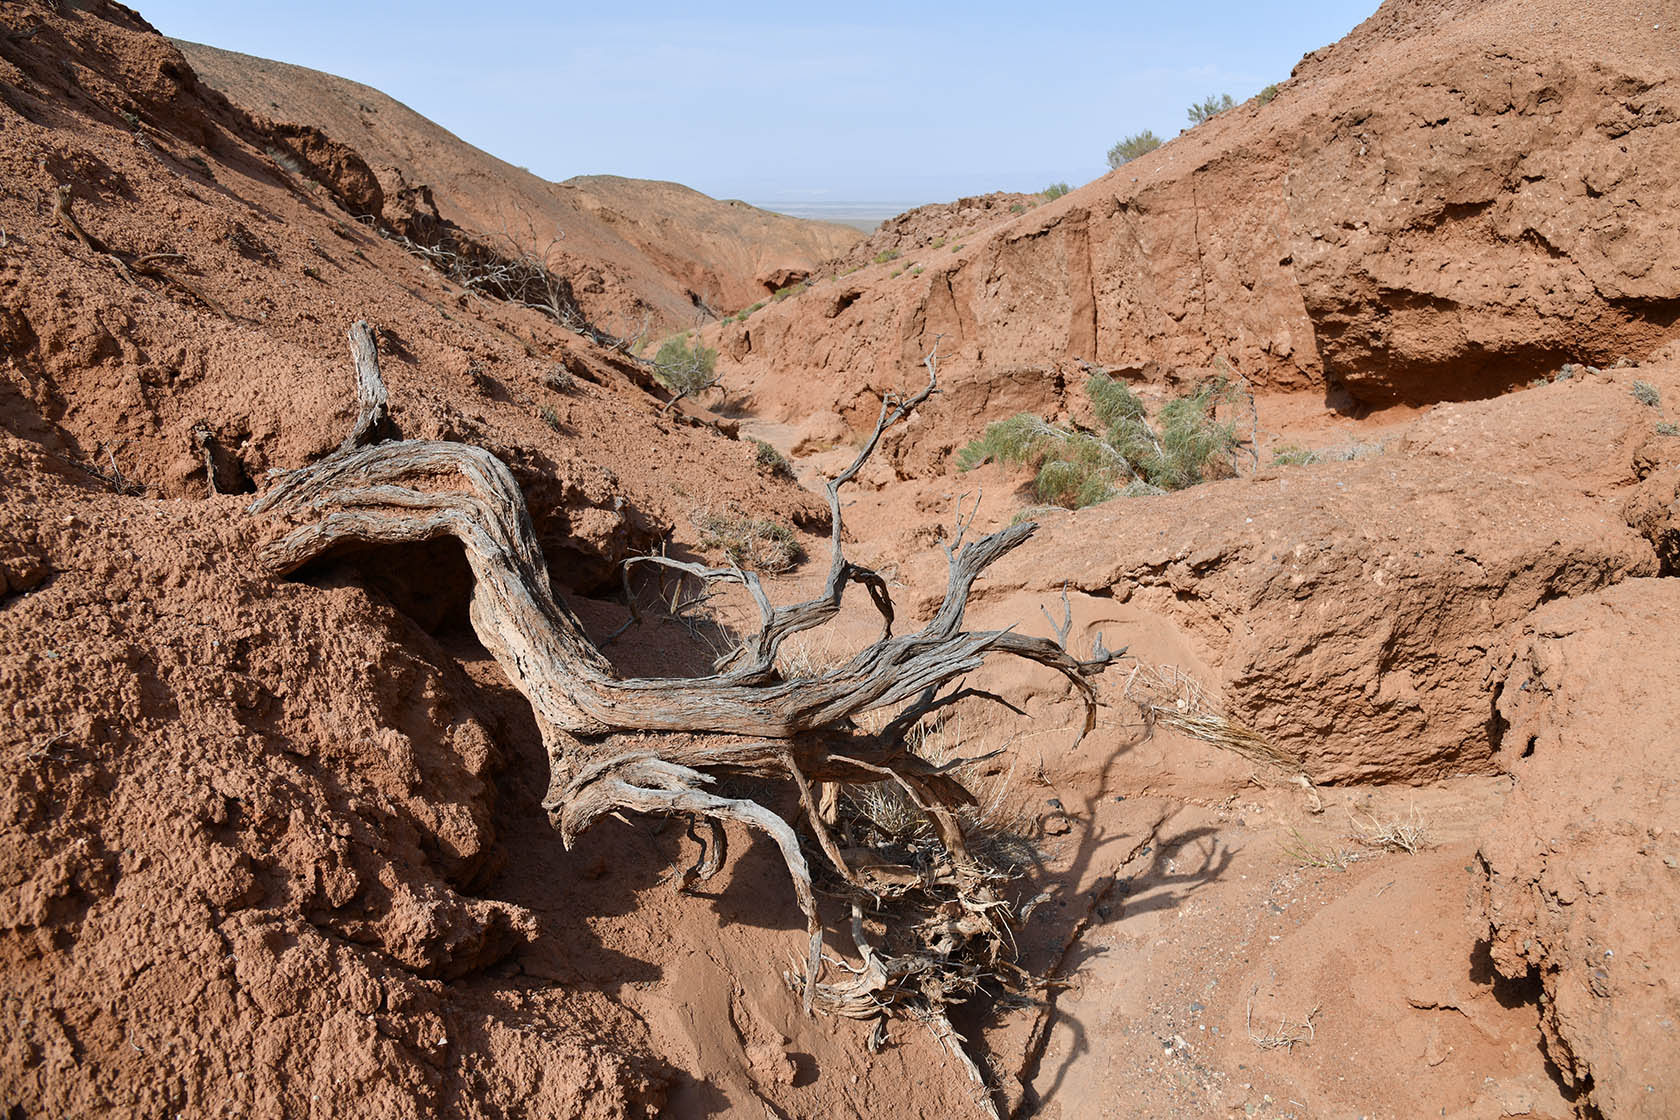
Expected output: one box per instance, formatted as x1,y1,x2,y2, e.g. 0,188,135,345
1271,443,1317,467
653,335,718,394
872,249,900,265
1657,421,1679,436
772,282,808,301
544,365,574,392
1008,202,1027,214
1107,130,1162,168
930,237,946,249
1187,93,1236,125
752,438,794,479
539,405,561,431
1270,440,1384,467
1632,380,1662,407
1041,182,1071,201
956,370,1242,508
693,506,804,572
1255,83,1280,105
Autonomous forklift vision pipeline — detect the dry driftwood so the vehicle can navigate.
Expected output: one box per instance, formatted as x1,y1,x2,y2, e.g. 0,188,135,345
250,323,1122,1108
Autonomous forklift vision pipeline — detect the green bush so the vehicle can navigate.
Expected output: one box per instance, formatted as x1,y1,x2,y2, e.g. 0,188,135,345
653,335,718,394
1255,83,1280,106
956,371,1242,508
772,282,808,301
752,438,794,479
1107,130,1162,168
1041,182,1071,201
1187,93,1236,125
1008,202,1027,214
1632,380,1662,407
872,249,900,265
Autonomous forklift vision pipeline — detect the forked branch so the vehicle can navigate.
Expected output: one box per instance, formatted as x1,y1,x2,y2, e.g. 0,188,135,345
248,326,1125,1103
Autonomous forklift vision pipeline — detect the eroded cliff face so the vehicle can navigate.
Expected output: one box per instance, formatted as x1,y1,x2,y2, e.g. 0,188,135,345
717,0,1680,430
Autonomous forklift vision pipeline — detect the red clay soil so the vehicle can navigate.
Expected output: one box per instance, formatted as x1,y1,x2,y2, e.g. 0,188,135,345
174,41,864,335
4,0,1680,1118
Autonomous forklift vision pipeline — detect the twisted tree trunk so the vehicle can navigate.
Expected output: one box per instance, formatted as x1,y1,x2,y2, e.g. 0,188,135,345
250,323,1122,1101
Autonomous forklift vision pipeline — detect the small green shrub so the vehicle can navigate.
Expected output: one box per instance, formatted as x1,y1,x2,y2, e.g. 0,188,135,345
752,438,794,479
956,370,1242,508
1632,380,1662,407
1008,203,1027,214
694,507,804,572
1255,83,1280,106
1187,93,1236,125
872,249,900,265
1107,130,1162,168
772,282,808,301
653,335,718,394
930,237,946,249
539,405,561,431
1656,421,1679,437
1271,443,1317,467
1041,182,1071,201
1270,440,1384,467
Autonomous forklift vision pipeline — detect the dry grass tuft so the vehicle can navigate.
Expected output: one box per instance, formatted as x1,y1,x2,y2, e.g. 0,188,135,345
1349,804,1430,854
692,505,804,572
1279,828,1353,871
1246,991,1320,1051
1124,663,1298,769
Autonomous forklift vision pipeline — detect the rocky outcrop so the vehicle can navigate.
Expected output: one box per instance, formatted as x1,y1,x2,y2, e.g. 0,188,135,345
979,374,1674,784
716,0,1680,429
1473,579,1680,1117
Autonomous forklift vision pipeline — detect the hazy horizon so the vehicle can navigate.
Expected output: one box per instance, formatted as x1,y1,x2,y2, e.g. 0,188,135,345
140,1,1377,203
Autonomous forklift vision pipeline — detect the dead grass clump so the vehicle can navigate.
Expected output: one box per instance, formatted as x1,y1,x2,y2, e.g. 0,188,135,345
1246,991,1319,1051
1123,663,1297,769
693,505,804,572
1349,804,1430,854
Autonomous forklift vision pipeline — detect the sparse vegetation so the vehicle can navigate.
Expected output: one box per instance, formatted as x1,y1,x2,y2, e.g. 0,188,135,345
956,369,1245,508
652,335,718,395
1187,93,1237,125
930,237,946,249
1350,805,1430,854
1107,130,1163,168
872,249,900,265
1247,993,1319,1051
752,438,795,480
1632,380,1662,407
1008,202,1027,214
1041,182,1071,201
692,505,804,572
1255,83,1280,105
772,281,808,301
1658,421,1679,437
544,364,574,392
1280,828,1352,871
539,405,561,431
1270,440,1384,467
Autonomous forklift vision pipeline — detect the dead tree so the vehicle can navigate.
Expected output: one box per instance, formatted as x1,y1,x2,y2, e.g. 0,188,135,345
250,322,1121,1106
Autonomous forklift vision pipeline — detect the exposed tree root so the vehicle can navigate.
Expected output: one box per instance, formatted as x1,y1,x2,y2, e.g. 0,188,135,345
249,324,1125,1107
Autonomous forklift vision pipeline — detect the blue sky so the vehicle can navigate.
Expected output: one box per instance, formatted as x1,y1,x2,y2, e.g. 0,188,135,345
141,1,1376,205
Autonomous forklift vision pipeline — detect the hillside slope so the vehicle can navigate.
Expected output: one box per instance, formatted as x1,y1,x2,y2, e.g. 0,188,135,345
176,41,863,333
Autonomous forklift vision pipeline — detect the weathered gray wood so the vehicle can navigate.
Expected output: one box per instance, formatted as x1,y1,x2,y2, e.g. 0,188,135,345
249,327,1124,1024
340,319,391,452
